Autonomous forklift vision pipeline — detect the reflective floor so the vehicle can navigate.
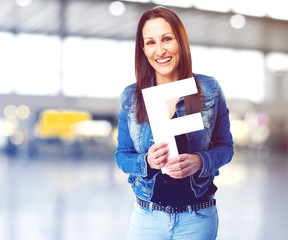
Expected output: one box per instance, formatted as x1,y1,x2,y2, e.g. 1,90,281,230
0,147,287,240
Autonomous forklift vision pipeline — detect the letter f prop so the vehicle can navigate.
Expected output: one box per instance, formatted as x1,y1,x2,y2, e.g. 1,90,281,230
142,78,204,173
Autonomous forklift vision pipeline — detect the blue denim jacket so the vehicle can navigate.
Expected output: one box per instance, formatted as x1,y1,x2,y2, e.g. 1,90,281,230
115,73,234,201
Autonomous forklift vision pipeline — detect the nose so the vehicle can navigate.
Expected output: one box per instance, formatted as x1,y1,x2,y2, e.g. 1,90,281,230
155,42,166,56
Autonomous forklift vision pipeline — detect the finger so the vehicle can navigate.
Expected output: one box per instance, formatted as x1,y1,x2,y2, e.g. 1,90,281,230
167,155,184,165
154,153,169,165
165,163,183,172
158,162,167,169
169,172,185,179
155,142,168,148
166,158,191,171
167,168,189,179
153,147,169,159
150,142,168,153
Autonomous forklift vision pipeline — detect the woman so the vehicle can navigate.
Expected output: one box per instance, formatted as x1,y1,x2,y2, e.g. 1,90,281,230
115,7,234,240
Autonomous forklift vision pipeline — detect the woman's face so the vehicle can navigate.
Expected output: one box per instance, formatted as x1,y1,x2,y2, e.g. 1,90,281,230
142,18,180,83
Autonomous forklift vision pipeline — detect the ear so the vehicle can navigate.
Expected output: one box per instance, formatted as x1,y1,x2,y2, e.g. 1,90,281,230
142,45,149,60
141,41,145,54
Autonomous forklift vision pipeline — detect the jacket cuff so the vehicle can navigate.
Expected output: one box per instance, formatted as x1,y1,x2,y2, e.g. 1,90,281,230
195,151,212,178
137,153,149,177
143,153,160,178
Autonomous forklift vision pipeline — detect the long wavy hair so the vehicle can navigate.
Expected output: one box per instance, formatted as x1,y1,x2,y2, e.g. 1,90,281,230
135,7,203,124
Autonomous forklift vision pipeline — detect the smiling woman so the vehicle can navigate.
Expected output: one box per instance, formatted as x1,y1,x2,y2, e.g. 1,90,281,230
115,7,234,240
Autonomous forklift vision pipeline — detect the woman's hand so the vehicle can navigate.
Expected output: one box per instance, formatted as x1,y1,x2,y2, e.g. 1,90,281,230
147,142,169,169
165,154,203,179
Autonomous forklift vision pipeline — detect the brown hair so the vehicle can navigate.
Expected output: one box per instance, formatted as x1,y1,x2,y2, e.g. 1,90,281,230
135,7,202,124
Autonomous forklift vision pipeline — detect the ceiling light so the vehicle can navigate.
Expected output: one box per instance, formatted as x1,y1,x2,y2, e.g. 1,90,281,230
109,1,126,16
194,0,231,13
266,0,288,20
229,14,246,29
15,0,32,7
152,0,194,8
122,0,150,3
231,0,267,17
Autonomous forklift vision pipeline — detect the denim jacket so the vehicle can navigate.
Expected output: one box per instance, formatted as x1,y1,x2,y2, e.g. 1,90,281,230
115,73,234,201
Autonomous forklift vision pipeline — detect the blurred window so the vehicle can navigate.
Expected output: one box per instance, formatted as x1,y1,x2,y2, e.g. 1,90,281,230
0,33,266,102
7,33,61,95
0,32,16,94
62,37,135,98
266,52,288,72
0,32,61,95
191,46,265,102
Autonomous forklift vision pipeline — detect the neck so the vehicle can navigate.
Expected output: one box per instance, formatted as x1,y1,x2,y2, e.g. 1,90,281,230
156,73,178,85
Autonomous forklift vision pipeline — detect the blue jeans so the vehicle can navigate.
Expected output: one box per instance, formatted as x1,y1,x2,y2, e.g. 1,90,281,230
126,202,218,240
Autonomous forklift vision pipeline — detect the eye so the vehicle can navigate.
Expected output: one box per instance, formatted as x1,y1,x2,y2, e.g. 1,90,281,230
146,40,155,45
163,36,172,42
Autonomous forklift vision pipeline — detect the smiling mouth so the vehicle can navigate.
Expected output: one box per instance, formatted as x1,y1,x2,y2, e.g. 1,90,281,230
155,57,172,63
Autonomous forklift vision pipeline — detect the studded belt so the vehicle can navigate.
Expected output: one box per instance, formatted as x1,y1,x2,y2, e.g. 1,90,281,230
136,196,216,214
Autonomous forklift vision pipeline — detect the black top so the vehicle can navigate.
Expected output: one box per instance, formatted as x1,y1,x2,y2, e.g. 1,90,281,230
151,112,217,207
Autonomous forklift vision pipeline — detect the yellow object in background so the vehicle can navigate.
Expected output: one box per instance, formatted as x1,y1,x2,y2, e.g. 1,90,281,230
39,110,91,137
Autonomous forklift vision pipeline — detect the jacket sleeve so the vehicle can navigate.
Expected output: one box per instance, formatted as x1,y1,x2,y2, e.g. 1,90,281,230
115,90,149,177
196,82,234,178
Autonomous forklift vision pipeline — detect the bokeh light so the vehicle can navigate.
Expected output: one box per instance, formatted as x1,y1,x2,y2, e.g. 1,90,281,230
109,1,126,16
17,105,31,120
4,105,17,120
230,14,246,29
9,130,24,145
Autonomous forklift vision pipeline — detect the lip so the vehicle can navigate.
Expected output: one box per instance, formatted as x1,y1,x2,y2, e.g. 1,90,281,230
155,57,172,64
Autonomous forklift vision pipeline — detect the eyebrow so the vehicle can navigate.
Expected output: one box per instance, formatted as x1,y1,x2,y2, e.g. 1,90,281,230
143,32,174,40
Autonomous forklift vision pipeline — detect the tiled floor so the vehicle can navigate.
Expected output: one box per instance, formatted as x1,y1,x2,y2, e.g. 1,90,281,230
0,147,287,240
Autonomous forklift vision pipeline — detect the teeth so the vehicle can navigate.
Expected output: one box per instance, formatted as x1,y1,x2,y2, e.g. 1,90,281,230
156,57,171,63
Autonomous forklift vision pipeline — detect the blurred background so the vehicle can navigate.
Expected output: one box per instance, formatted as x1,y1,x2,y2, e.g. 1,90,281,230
0,0,288,239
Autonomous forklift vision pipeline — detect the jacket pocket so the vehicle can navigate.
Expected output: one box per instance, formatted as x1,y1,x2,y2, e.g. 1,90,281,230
128,111,142,140
191,171,210,188
201,100,215,146
127,111,147,152
201,99,215,129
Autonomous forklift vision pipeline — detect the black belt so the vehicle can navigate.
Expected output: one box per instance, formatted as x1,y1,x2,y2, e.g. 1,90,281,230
136,197,216,214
